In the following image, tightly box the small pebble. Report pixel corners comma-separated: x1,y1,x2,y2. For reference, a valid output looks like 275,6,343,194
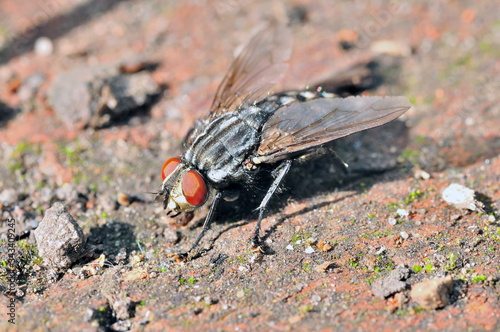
396,209,409,218
414,169,430,180
400,231,409,240
372,267,410,299
388,217,397,226
372,276,406,299
163,228,180,244
305,246,314,254
442,183,476,210
34,37,54,56
316,239,332,252
375,245,386,255
204,297,218,305
314,261,334,273
286,244,294,251
236,290,245,298
370,40,412,57
34,203,86,269
18,73,46,102
311,294,321,304
0,189,18,205
410,276,453,309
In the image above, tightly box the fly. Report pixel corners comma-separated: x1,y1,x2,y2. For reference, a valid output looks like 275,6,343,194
156,22,411,259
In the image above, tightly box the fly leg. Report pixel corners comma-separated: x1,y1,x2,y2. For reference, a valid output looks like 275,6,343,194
252,159,292,248
188,191,223,253
330,150,349,174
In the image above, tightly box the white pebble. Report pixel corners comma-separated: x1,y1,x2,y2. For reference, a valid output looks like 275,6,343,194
397,209,409,218
376,245,386,255
400,231,409,240
34,37,53,56
442,183,476,210
311,294,321,303
414,169,430,180
305,246,314,254
388,217,397,226
286,244,294,251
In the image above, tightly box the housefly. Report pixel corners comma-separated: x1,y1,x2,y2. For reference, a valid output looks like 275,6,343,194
157,23,411,257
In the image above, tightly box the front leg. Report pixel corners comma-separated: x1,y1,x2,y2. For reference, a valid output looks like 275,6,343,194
252,159,292,248
188,191,223,253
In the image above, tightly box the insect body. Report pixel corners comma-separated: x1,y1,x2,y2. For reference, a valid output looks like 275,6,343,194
157,23,411,256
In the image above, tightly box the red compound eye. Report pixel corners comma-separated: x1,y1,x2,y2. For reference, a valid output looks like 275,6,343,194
161,157,181,181
182,170,207,206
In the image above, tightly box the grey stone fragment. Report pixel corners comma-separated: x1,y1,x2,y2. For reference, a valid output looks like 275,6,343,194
48,65,160,128
372,267,410,299
163,228,180,244
0,188,18,205
18,73,45,102
48,65,115,128
34,202,86,269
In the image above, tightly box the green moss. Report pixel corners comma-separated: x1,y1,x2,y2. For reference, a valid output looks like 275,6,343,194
400,149,420,165
300,304,314,313
414,136,427,144
349,258,358,268
407,95,417,106
472,274,486,283
102,174,111,185
445,253,456,271
8,161,22,172
424,258,434,273
405,189,423,204
12,141,32,157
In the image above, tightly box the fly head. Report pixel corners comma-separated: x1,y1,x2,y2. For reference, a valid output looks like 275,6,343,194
158,157,208,215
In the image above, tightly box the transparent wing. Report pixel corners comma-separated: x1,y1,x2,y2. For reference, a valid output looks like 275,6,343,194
210,22,292,116
256,96,411,163
183,22,292,148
